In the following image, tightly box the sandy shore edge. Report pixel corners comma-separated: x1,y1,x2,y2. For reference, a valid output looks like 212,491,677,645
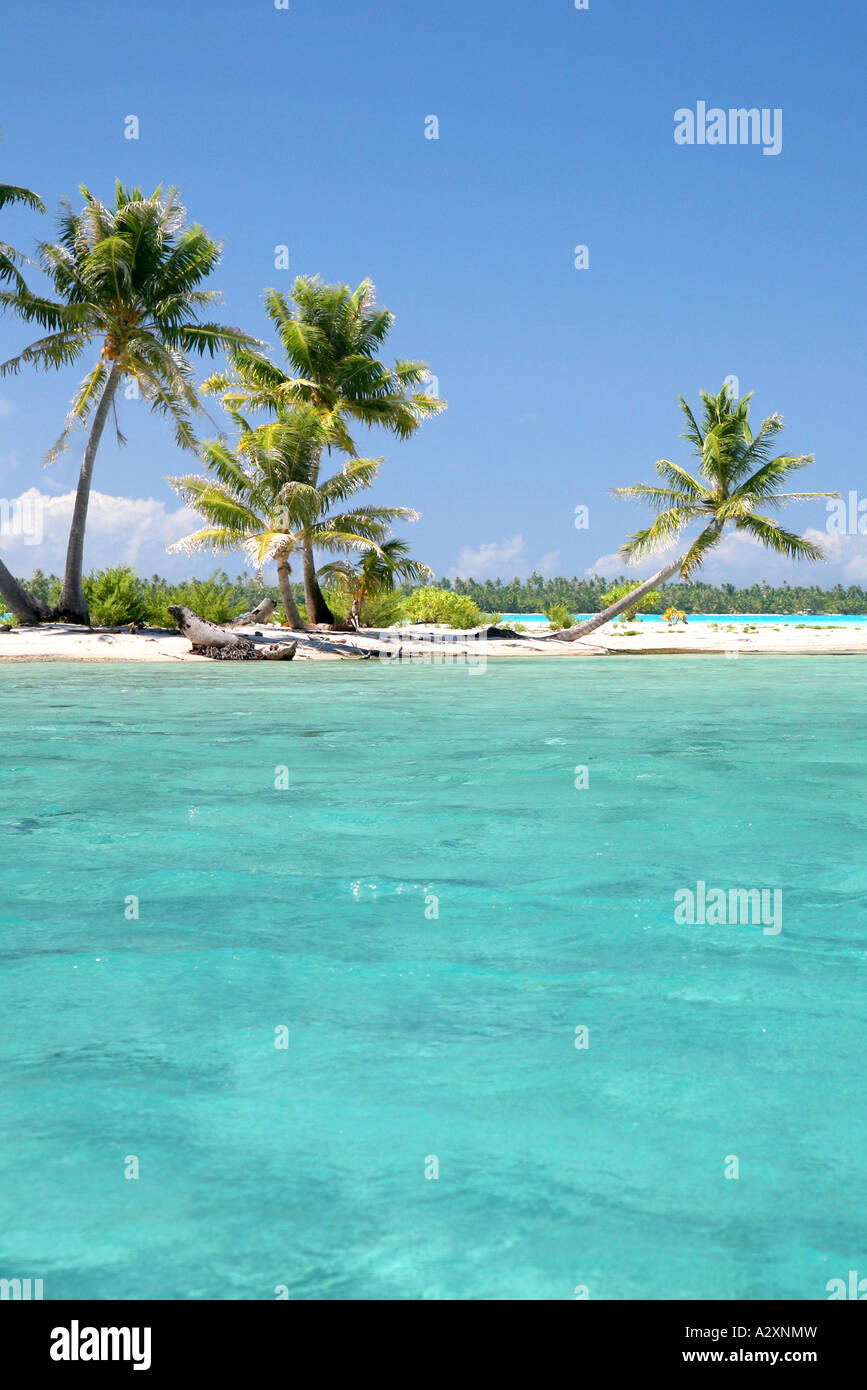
2,621,867,662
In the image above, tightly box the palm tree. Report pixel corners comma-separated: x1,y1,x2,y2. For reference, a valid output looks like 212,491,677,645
202,276,445,623
166,406,420,630
555,385,837,641
319,537,433,627
0,182,259,624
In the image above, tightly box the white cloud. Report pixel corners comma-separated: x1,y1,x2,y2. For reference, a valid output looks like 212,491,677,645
0,488,201,576
804,528,867,583
449,535,527,578
447,536,561,580
0,395,14,418
585,548,675,579
536,550,561,576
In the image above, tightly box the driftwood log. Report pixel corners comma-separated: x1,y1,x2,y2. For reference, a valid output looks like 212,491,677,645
168,605,297,661
223,597,277,629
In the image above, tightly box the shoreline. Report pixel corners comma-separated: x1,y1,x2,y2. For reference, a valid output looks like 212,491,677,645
3,620,867,662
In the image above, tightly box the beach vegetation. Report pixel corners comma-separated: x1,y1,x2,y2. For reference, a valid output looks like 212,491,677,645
144,572,242,627
320,538,433,627
405,588,483,628
663,606,688,626
602,583,661,620
83,566,150,627
543,602,574,630
167,407,417,630
0,183,259,625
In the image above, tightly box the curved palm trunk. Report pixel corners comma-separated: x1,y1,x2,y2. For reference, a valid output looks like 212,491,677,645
0,556,49,625
301,540,334,624
56,360,123,623
551,556,686,641
276,553,308,630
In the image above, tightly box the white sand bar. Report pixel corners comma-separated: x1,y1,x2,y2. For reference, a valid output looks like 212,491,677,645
2,620,867,663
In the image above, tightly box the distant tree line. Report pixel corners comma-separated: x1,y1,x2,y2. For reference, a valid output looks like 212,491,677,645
441,573,867,614
18,568,867,619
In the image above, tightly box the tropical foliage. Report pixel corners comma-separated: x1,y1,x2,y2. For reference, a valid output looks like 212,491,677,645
167,407,419,629
201,276,445,620
600,582,661,620
319,538,433,627
18,565,867,629
71,567,249,628
83,566,151,627
0,182,258,623
405,587,484,628
0,184,837,640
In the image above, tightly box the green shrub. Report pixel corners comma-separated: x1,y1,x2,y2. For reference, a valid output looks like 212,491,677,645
601,583,660,620
356,593,409,627
146,572,242,627
543,602,574,630
405,587,483,629
83,567,149,626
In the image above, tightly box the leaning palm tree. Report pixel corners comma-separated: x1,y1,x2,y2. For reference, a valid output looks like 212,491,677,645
166,407,420,630
0,182,259,624
202,276,445,622
319,537,433,627
555,385,836,641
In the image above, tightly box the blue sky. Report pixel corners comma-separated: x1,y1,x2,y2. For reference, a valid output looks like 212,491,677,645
2,0,866,587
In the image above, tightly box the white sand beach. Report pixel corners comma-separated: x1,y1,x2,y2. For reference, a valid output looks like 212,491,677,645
2,620,867,662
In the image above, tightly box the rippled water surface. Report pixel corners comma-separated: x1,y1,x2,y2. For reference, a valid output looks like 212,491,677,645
1,658,865,1299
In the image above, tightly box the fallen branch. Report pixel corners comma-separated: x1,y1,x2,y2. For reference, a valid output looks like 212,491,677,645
168,605,296,661
222,597,277,629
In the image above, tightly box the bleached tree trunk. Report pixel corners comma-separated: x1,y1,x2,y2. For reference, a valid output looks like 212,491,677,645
223,597,277,628
168,604,297,659
550,556,686,641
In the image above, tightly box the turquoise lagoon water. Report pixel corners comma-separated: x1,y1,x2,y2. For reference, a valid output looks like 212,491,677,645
500,612,867,626
1,658,865,1301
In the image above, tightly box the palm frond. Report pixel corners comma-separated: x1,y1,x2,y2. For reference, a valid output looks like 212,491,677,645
735,513,825,562
619,505,703,562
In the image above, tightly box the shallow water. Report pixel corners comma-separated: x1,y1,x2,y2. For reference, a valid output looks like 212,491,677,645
499,612,867,626
1,658,865,1300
